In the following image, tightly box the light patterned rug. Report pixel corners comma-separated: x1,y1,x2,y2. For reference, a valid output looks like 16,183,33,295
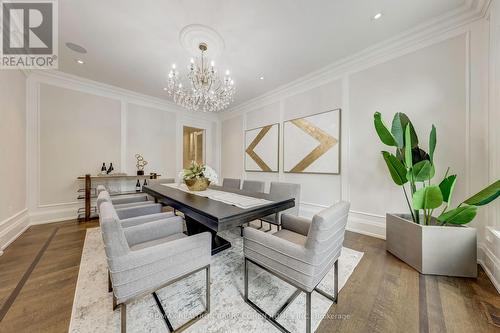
69,227,363,333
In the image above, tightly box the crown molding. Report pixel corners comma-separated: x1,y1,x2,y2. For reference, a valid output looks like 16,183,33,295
221,0,491,119
27,69,219,121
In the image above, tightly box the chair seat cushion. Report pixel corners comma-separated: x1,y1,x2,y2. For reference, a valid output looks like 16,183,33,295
274,229,307,246
114,201,153,209
130,233,187,251
120,212,175,228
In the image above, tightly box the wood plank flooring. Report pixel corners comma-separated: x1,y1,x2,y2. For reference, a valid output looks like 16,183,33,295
0,219,498,333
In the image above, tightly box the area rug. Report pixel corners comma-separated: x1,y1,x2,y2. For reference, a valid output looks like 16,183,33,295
69,227,363,333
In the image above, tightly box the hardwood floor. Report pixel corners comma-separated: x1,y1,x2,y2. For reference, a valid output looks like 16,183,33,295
0,220,498,333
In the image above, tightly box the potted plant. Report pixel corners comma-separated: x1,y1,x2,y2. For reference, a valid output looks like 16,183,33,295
373,112,500,277
179,162,218,191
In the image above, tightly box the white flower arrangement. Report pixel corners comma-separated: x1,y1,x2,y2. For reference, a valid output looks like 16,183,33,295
203,165,219,184
179,162,219,185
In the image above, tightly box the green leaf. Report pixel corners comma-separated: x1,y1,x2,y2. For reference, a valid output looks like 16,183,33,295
412,186,443,210
463,180,500,206
404,124,413,168
412,160,435,182
412,147,430,164
439,174,457,203
374,112,397,146
381,151,408,185
429,125,436,164
437,206,477,225
391,113,418,148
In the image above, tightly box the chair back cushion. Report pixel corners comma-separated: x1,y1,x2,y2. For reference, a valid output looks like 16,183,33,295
96,190,111,211
99,202,130,258
222,178,241,189
241,180,265,193
269,182,301,216
305,201,350,256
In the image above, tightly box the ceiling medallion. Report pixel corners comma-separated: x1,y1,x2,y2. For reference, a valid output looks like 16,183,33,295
167,42,235,112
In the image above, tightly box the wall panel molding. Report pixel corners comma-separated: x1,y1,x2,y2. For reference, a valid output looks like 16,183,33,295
0,209,29,255
220,14,485,241
24,70,219,227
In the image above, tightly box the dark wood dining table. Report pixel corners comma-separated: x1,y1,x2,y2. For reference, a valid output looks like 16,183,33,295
142,183,295,255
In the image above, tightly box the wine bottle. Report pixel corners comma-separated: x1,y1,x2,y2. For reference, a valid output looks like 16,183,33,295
136,179,141,192
143,179,148,187
107,163,114,174
101,163,107,175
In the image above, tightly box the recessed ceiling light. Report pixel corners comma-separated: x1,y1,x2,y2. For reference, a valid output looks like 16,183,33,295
259,76,264,80
65,42,87,54
75,59,84,64
373,12,382,20
163,87,168,91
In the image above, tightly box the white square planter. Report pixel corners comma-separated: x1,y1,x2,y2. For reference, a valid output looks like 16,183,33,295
386,214,477,277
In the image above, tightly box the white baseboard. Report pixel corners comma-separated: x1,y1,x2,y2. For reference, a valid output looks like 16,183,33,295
0,209,30,254
300,203,387,239
29,205,79,225
478,232,500,293
346,215,386,239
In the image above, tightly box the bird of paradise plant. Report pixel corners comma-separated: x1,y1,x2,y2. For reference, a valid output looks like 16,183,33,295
374,112,500,225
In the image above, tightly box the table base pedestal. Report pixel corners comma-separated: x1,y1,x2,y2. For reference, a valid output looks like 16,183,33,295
185,216,232,255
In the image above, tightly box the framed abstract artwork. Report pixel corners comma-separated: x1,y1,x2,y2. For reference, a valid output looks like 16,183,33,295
283,109,341,174
245,123,280,172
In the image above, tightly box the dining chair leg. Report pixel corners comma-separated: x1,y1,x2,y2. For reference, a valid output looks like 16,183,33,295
206,265,211,312
306,291,312,333
244,258,249,301
257,220,263,229
108,270,113,292
334,259,338,304
121,303,126,333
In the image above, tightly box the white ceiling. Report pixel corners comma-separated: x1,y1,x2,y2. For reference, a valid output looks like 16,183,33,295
58,0,466,108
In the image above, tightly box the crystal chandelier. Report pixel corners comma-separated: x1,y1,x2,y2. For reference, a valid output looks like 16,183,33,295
167,43,235,112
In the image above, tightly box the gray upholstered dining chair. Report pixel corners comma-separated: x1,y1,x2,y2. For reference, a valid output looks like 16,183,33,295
260,182,301,231
243,201,350,333
100,202,211,333
96,186,152,207
241,180,265,193
97,190,175,228
96,184,149,203
222,178,241,189
239,180,266,236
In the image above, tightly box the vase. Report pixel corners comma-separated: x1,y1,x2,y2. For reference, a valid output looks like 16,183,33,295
386,213,477,277
184,177,210,191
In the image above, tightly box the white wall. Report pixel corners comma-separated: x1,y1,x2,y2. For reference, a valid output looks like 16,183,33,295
349,35,467,216
39,84,122,205
220,18,488,240
27,71,220,224
481,0,500,292
125,103,177,179
221,115,244,179
0,70,28,253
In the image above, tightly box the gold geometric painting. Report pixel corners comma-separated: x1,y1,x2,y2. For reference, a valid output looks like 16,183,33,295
245,123,279,172
283,109,341,174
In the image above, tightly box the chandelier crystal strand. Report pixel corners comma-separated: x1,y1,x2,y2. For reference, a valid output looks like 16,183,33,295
167,43,235,112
